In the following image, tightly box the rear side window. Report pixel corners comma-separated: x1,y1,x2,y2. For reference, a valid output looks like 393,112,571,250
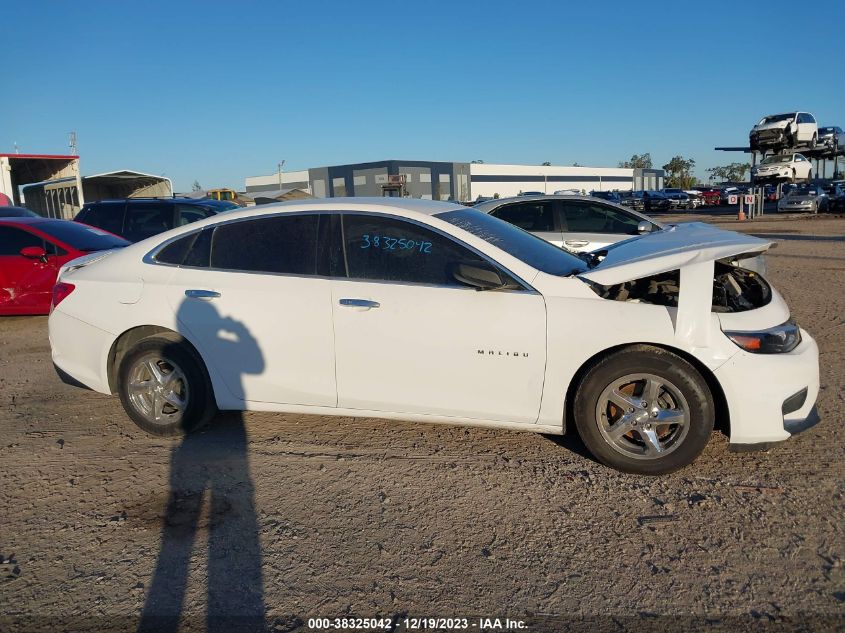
0,226,42,255
77,203,125,236
155,232,199,265
210,215,320,275
490,201,555,232
124,202,174,242
339,214,477,286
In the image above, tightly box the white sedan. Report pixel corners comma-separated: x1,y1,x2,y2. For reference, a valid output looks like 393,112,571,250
751,153,814,183
49,198,820,475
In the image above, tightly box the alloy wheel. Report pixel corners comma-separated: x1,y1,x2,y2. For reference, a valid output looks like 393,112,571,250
595,373,691,460
126,354,189,425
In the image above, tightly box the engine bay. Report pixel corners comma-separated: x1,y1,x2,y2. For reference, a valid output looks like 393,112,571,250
589,262,772,313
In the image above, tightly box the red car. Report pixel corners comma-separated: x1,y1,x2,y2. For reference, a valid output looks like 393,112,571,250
0,217,129,315
691,187,721,206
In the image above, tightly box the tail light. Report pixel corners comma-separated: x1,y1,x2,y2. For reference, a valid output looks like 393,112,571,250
51,282,76,311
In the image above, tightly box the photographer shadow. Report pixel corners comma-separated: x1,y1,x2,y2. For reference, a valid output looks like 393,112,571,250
139,299,266,633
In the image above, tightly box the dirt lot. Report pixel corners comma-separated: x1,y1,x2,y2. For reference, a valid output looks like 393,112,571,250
1,216,844,632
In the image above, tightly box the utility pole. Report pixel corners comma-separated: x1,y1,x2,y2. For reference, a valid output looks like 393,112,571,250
68,131,78,155
278,160,286,190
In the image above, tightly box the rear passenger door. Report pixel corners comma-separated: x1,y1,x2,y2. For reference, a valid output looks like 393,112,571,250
163,213,337,407
123,201,175,242
558,200,645,251
488,200,562,246
0,225,61,314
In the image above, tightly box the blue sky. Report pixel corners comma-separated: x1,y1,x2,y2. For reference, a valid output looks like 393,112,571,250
2,0,843,191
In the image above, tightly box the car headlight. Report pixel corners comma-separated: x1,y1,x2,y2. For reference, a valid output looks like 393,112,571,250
723,320,802,354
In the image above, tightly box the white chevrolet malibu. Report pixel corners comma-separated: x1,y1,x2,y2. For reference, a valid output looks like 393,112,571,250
48,198,820,474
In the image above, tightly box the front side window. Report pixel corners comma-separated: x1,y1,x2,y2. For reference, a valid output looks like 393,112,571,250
210,215,321,275
0,226,42,255
490,201,555,232
339,214,483,286
560,201,641,235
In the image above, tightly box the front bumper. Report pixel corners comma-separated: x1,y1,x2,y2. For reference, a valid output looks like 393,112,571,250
751,129,788,147
714,328,820,449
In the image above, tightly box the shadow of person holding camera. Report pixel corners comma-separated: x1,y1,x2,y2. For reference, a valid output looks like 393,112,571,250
139,299,266,633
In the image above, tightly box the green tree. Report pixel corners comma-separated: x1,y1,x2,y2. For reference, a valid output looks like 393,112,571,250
191,180,203,192
706,162,750,183
662,155,697,188
541,161,552,166
618,153,653,169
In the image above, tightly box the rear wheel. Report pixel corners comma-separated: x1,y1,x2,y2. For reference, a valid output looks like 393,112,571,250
573,346,715,475
118,336,217,436
810,134,817,149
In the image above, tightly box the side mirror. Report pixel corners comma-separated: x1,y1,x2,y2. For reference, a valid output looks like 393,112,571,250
451,261,517,291
20,246,48,262
637,220,653,234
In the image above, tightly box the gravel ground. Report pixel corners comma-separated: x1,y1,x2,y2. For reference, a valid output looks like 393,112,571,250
0,216,843,632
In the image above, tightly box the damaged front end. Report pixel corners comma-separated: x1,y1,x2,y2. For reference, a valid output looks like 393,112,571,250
586,262,771,313
577,222,777,347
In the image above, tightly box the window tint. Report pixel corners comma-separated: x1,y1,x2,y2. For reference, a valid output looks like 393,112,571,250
560,201,641,235
124,202,174,242
0,226,43,255
176,204,215,227
210,215,320,275
183,228,212,268
491,201,555,232
340,214,480,286
155,232,199,265
77,203,125,236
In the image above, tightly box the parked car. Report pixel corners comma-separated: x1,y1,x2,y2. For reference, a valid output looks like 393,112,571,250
590,191,623,204
472,194,663,253
777,184,829,213
661,188,692,209
553,189,581,196
642,191,672,211
751,153,814,183
0,218,129,315
691,187,721,206
74,197,238,243
820,182,845,211
0,206,39,218
683,191,704,209
817,126,845,153
749,112,818,151
518,191,545,197
49,198,819,475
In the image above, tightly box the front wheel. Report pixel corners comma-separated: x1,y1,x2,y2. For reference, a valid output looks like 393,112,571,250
118,336,217,436
573,346,715,475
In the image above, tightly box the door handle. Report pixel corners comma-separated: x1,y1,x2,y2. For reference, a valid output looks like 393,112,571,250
185,289,221,300
339,298,380,309
564,240,589,248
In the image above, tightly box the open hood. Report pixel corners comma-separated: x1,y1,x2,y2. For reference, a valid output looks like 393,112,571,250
578,222,772,286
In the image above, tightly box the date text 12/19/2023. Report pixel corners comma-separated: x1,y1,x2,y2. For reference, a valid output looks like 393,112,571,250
306,616,528,630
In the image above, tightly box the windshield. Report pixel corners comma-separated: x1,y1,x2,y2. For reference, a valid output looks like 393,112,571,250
435,209,588,276
762,155,794,164
761,113,795,124
788,186,818,197
39,221,130,251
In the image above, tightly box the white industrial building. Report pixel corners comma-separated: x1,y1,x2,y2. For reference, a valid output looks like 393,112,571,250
245,160,664,202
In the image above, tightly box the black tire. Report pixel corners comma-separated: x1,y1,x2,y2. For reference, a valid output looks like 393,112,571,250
573,345,715,475
810,134,817,149
117,335,217,436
